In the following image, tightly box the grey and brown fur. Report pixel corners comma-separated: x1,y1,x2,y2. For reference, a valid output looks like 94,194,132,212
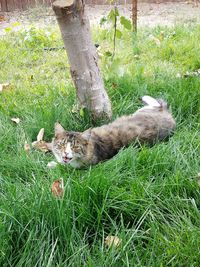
52,96,176,168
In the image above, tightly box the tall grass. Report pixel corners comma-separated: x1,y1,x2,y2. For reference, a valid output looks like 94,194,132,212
0,21,200,266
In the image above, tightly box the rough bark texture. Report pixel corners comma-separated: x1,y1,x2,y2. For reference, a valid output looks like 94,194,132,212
132,0,137,32
53,0,112,120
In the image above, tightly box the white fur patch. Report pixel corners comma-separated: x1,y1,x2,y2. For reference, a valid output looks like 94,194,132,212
54,152,63,164
69,159,82,168
142,96,160,107
65,142,73,158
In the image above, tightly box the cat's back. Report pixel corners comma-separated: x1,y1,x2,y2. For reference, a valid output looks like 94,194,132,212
91,105,175,145
80,96,176,165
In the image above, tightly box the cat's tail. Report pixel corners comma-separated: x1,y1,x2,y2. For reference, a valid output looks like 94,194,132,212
141,95,168,110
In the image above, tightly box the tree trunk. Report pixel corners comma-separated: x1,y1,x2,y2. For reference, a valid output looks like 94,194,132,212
132,0,137,32
52,0,112,120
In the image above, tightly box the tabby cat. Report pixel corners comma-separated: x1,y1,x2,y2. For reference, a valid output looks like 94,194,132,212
52,96,176,168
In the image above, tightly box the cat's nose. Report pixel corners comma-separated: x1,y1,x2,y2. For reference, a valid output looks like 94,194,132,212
63,152,72,158
64,152,71,158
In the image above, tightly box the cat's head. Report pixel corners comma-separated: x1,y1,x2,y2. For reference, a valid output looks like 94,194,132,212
52,123,91,167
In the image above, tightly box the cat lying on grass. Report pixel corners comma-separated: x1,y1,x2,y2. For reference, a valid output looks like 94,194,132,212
52,96,176,168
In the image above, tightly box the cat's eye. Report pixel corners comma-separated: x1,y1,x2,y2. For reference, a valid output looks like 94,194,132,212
56,140,66,148
71,139,76,146
72,142,80,150
56,144,62,149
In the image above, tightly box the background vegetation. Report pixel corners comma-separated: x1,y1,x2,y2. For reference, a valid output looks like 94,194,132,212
0,15,200,266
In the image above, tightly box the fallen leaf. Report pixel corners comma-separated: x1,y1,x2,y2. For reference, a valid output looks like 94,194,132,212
176,73,182,78
11,118,20,124
105,235,122,248
197,173,200,186
51,178,64,198
47,161,58,169
37,128,45,142
185,1,194,4
32,140,49,152
149,35,161,46
183,69,200,78
24,142,31,153
0,83,10,93
133,54,140,60
31,128,52,152
0,15,6,22
12,22,21,27
153,37,161,46
112,83,118,89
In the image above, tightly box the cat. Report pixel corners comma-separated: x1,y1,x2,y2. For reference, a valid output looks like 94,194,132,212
52,96,176,168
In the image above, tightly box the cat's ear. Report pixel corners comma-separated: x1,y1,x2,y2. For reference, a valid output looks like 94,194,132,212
81,129,91,141
54,122,65,136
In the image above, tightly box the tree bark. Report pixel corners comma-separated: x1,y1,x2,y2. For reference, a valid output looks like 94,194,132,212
132,0,137,32
52,0,112,120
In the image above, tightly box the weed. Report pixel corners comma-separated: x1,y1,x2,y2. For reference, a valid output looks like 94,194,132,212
0,21,200,266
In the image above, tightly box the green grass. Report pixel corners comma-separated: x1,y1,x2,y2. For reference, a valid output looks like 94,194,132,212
0,21,200,267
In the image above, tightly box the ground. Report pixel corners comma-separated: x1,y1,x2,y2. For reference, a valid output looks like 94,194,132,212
0,2,200,267
0,2,200,34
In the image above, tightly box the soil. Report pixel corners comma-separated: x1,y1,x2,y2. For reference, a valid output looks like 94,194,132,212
0,2,200,35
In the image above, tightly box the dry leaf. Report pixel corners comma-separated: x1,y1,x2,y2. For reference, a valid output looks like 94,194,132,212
37,128,45,142
51,178,64,198
160,31,165,36
32,128,52,153
149,35,161,46
32,140,49,152
0,15,6,22
133,54,140,60
153,37,161,46
47,161,58,169
197,173,200,186
24,142,31,153
176,73,182,78
185,1,194,4
26,126,50,153
112,83,118,89
183,69,200,78
11,118,20,124
0,83,10,93
105,235,122,248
